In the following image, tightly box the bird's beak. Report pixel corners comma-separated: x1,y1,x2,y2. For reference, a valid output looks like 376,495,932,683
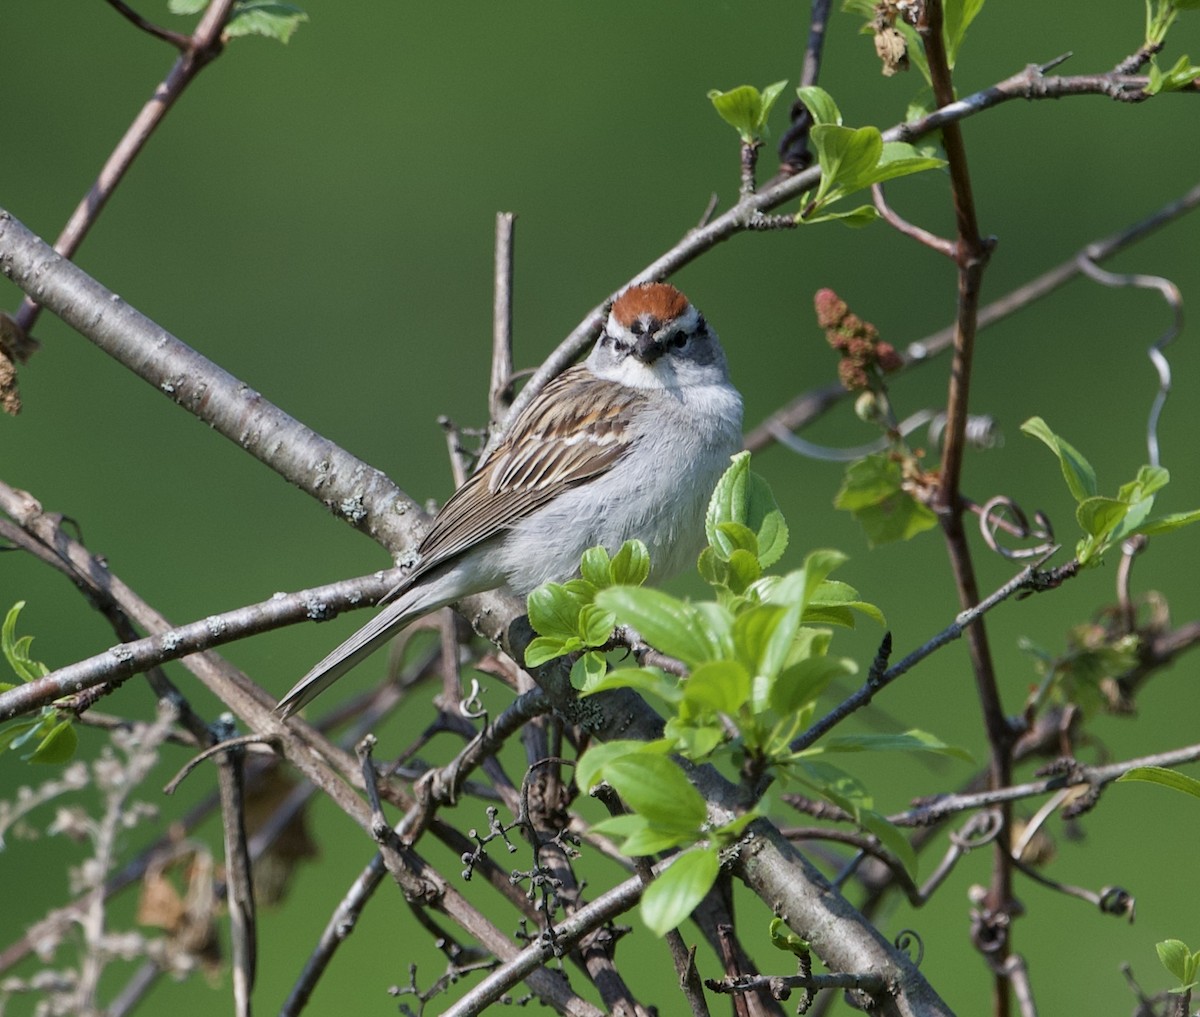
634,332,666,364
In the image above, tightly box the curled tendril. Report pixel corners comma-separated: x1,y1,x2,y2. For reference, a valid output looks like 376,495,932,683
770,409,1001,462
978,495,1057,560
460,677,487,719
951,809,1004,850
1078,251,1181,469
893,928,925,967
926,412,1002,450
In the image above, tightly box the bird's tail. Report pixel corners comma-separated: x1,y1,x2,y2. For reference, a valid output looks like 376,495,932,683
276,594,422,718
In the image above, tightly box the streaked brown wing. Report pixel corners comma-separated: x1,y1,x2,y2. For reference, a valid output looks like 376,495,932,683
407,366,645,582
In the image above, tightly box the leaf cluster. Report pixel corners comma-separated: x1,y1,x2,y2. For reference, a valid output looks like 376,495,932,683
1,603,77,764
525,455,967,935
1155,938,1200,994
1021,417,1200,566
795,87,944,227
706,81,789,145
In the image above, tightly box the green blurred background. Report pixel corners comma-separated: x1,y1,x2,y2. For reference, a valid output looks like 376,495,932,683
3,1,1199,1013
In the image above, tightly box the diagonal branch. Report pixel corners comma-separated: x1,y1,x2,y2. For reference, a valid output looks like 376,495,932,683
0,210,424,550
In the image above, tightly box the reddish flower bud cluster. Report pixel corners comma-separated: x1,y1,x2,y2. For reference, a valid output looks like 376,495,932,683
814,288,901,391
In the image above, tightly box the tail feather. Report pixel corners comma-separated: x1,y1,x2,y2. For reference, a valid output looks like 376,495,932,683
279,555,500,718
277,596,421,718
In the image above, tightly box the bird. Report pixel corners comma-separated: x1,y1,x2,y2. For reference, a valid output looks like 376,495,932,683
278,282,743,717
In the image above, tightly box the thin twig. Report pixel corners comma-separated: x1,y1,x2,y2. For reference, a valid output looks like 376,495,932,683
0,564,403,723
871,183,956,257
105,0,192,49
790,558,1079,754
212,719,257,1017
0,512,213,742
490,212,517,426
439,871,649,1017
706,970,887,1000
889,742,1200,827
163,733,279,795
774,0,834,176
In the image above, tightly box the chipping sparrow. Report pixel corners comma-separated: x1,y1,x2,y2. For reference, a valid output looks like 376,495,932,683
278,282,743,717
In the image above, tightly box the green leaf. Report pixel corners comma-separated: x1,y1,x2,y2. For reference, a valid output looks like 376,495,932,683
681,660,751,719
798,204,879,228
0,718,41,753
1020,417,1097,503
807,579,886,627
800,550,848,603
581,666,684,705
3,602,50,684
596,587,727,668
570,651,608,692
1133,507,1200,537
665,716,728,760
602,752,706,829
168,0,206,13
223,2,309,44
858,806,918,878
527,582,590,641
944,0,986,66
707,80,788,143
576,738,673,792
641,848,720,936
788,758,917,875
580,546,613,587
578,603,616,647
1146,53,1200,94
871,142,947,182
590,814,696,855
1156,939,1196,988
524,635,576,668
757,79,790,130
28,718,77,764
770,654,856,714
715,521,759,557
807,729,972,763
706,452,789,567
1118,765,1200,799
733,604,801,681
795,85,842,126
725,549,764,593
769,916,811,956
810,123,884,195
610,539,651,587
835,454,938,546
1075,496,1129,540
1119,464,1171,502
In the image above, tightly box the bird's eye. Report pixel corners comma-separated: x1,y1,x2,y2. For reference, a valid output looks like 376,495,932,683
671,332,688,349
